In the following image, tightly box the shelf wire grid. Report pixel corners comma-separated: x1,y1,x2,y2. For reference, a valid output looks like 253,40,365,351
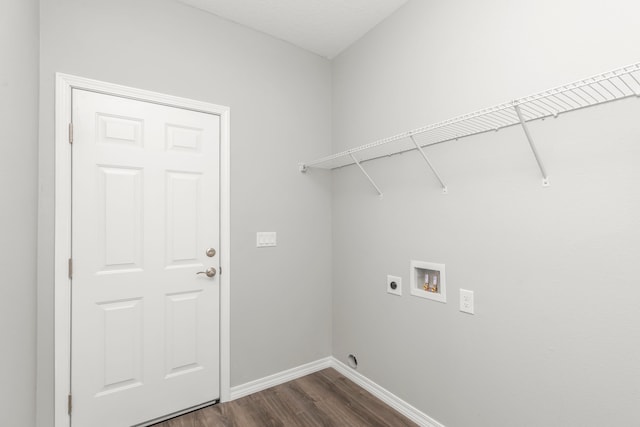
301,62,640,170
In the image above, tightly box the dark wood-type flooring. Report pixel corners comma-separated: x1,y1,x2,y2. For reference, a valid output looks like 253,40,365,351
153,368,418,427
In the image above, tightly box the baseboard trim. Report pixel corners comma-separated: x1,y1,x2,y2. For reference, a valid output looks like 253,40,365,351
230,356,444,427
329,357,444,427
230,357,333,400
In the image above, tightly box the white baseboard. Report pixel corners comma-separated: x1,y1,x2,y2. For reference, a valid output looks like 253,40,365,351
230,357,333,400
329,357,444,427
229,356,444,427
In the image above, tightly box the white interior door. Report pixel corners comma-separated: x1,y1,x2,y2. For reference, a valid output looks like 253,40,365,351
71,89,220,426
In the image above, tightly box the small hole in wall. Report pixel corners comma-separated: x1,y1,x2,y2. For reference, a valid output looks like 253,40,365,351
347,354,358,369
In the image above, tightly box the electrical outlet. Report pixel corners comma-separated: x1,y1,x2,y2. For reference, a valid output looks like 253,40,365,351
387,275,402,296
459,289,474,314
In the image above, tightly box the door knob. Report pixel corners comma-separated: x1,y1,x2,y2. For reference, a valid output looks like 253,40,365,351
196,267,217,278
206,248,216,257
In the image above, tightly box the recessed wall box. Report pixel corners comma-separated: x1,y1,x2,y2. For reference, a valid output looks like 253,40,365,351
410,260,446,303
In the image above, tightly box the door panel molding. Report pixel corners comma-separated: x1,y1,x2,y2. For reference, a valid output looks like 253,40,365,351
54,73,231,427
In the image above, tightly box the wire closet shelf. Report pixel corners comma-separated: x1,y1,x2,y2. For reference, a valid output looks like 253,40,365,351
299,62,640,193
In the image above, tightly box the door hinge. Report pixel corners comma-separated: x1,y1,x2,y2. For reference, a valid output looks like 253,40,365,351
68,258,73,280
68,123,73,144
68,394,72,415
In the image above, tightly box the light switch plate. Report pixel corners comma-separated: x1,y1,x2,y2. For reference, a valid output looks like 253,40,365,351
256,232,277,247
459,289,474,314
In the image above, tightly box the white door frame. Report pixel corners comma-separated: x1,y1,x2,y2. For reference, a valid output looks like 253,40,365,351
54,73,231,427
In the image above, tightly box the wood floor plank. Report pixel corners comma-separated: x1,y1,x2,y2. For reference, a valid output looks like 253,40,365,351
331,375,416,427
280,380,336,427
291,371,373,426
153,368,417,427
302,370,401,427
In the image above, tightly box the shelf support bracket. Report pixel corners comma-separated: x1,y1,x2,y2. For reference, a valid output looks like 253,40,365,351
349,153,383,198
409,135,448,194
514,104,550,187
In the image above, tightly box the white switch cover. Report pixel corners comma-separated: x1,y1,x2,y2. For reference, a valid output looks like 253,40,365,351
256,232,277,247
459,289,474,314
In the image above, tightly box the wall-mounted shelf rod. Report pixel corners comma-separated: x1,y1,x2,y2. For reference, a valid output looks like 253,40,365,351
409,134,448,194
299,62,640,192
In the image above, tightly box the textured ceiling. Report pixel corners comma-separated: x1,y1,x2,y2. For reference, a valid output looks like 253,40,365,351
177,0,408,58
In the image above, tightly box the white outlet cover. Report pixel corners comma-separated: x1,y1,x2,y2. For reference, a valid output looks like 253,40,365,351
459,289,474,314
387,275,402,296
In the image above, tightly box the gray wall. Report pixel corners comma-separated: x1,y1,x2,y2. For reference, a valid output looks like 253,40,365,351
37,0,332,424
331,1,640,426
0,0,39,425
30,0,640,425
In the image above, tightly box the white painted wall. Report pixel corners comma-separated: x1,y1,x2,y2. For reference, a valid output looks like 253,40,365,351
331,1,640,426
37,0,332,424
0,0,39,425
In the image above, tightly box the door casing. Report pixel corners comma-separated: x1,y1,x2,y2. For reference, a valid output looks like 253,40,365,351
53,73,231,427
